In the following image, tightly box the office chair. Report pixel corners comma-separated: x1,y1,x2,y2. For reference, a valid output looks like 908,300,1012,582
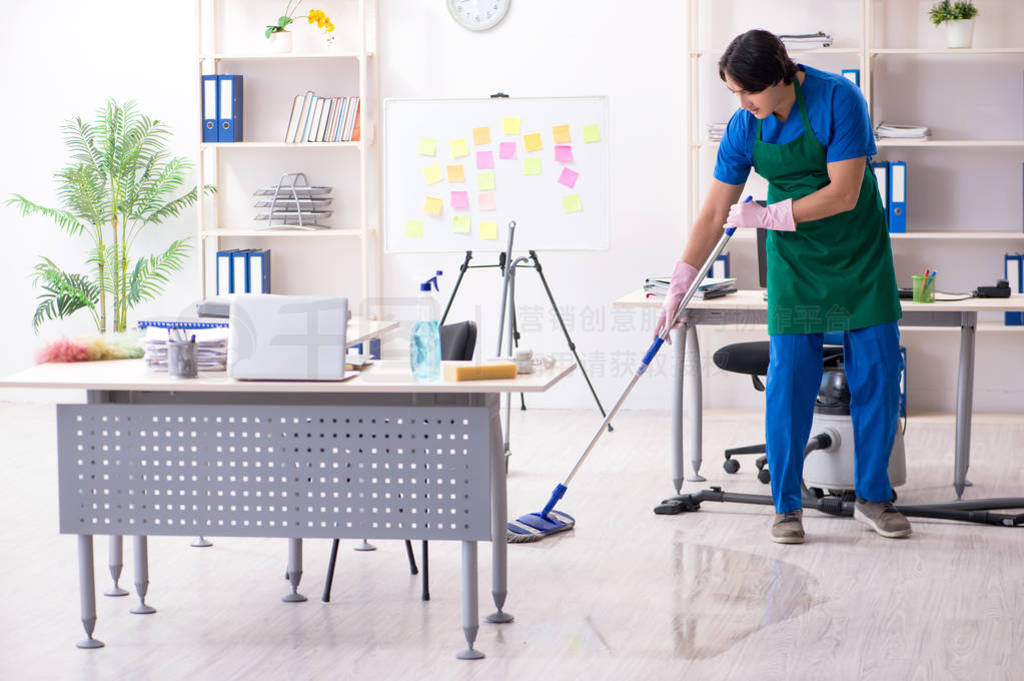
321,321,477,603
714,334,845,483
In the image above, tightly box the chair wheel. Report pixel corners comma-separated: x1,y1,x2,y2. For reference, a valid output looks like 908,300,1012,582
723,459,740,474
757,469,771,484
810,487,825,499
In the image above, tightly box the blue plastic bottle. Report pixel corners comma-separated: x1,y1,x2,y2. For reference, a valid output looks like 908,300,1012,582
410,270,443,381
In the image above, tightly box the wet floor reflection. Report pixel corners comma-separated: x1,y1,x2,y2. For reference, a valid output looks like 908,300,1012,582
670,542,823,659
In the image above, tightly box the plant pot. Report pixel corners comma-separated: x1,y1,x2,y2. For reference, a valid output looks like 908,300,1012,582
268,30,293,53
944,18,974,49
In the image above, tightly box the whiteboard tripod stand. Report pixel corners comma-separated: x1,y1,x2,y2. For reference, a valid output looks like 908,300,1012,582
439,220,613,469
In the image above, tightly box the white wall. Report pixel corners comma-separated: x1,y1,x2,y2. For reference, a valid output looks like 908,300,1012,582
1,0,1022,414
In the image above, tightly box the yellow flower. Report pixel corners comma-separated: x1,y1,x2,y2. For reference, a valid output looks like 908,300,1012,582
306,8,332,31
326,20,334,32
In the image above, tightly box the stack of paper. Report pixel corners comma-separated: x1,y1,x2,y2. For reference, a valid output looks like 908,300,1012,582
707,123,727,141
143,327,229,372
778,32,833,50
875,122,931,140
643,277,737,300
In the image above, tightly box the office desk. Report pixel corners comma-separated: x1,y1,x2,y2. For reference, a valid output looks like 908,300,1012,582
614,289,1024,499
0,358,575,659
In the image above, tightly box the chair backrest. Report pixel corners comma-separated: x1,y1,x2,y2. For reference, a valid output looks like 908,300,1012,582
440,321,477,361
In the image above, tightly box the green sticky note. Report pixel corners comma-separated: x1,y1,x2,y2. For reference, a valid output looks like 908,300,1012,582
477,171,496,191
583,124,601,143
523,157,542,175
563,193,582,214
419,138,437,156
453,215,471,234
449,138,469,158
480,221,498,240
422,164,443,185
406,219,424,238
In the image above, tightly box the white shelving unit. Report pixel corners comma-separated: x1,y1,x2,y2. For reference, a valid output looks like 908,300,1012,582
685,0,1024,243
195,0,380,317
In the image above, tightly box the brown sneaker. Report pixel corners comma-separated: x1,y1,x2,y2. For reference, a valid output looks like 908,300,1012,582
854,499,912,538
770,509,805,544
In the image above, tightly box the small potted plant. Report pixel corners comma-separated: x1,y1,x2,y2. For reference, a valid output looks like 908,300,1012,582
266,1,335,53
928,0,979,49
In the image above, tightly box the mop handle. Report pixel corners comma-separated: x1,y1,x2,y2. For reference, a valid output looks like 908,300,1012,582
556,209,743,490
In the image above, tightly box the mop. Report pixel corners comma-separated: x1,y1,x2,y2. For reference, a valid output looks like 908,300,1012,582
507,205,745,543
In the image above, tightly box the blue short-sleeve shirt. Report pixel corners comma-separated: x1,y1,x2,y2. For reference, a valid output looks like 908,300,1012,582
713,64,876,186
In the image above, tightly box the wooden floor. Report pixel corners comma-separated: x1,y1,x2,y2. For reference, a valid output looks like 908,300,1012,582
1,401,1023,681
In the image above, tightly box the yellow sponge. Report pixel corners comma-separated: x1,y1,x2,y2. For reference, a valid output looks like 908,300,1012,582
442,361,517,381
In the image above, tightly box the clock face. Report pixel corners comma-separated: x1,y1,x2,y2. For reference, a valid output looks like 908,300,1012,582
447,0,510,31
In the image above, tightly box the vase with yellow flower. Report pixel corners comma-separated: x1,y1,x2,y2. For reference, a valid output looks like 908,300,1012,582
265,1,335,53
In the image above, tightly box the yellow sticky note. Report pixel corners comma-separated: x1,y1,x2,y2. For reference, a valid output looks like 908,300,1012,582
523,132,542,152
447,164,465,183
480,221,498,240
423,196,443,215
449,138,469,158
453,215,471,234
503,117,521,135
523,157,542,175
477,171,495,191
552,124,571,143
563,193,582,213
418,137,437,156
583,124,601,143
422,164,443,185
473,126,491,145
406,219,424,238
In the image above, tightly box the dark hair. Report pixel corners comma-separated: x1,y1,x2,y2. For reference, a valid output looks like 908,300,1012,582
718,29,798,93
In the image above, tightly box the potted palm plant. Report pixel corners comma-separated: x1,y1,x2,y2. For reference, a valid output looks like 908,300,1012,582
929,0,979,49
7,99,215,333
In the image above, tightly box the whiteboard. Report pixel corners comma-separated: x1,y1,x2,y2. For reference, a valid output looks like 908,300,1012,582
383,96,609,253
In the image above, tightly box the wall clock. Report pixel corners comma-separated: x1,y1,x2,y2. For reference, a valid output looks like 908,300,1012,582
447,0,510,31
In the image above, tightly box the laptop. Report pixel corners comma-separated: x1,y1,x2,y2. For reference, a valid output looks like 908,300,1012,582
228,294,353,381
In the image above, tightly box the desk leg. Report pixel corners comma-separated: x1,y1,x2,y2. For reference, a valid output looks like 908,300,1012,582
485,393,513,623
76,535,104,648
131,535,156,614
283,538,308,602
456,541,484,660
954,312,977,499
684,322,705,483
671,326,687,494
104,535,128,596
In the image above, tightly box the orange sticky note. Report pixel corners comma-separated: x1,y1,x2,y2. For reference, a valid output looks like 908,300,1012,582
447,164,466,182
480,221,498,240
423,196,443,215
473,126,491,145
503,117,520,135
523,132,542,152
405,220,423,238
552,124,571,143
450,138,469,158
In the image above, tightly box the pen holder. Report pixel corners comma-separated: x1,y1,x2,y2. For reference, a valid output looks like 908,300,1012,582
911,275,936,303
167,340,199,379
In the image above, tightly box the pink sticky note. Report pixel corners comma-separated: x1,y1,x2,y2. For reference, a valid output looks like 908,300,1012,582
450,190,469,210
499,141,517,160
476,150,494,170
554,145,574,163
478,191,496,211
558,167,579,189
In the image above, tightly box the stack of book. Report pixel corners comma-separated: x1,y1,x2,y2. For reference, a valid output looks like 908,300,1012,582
285,91,361,143
778,31,833,50
643,276,738,300
875,122,930,140
141,326,229,372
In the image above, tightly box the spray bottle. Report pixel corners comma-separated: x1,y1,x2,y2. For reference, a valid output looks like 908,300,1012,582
410,270,443,381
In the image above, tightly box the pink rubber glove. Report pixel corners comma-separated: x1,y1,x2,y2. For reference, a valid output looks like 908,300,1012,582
727,198,796,231
654,261,698,344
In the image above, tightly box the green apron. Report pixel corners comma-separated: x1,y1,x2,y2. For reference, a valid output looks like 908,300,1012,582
753,76,901,335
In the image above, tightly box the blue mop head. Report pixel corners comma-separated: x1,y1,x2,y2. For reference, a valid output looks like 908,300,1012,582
506,510,575,543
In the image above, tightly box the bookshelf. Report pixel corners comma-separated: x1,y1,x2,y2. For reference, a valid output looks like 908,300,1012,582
685,0,1024,245
195,0,381,317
